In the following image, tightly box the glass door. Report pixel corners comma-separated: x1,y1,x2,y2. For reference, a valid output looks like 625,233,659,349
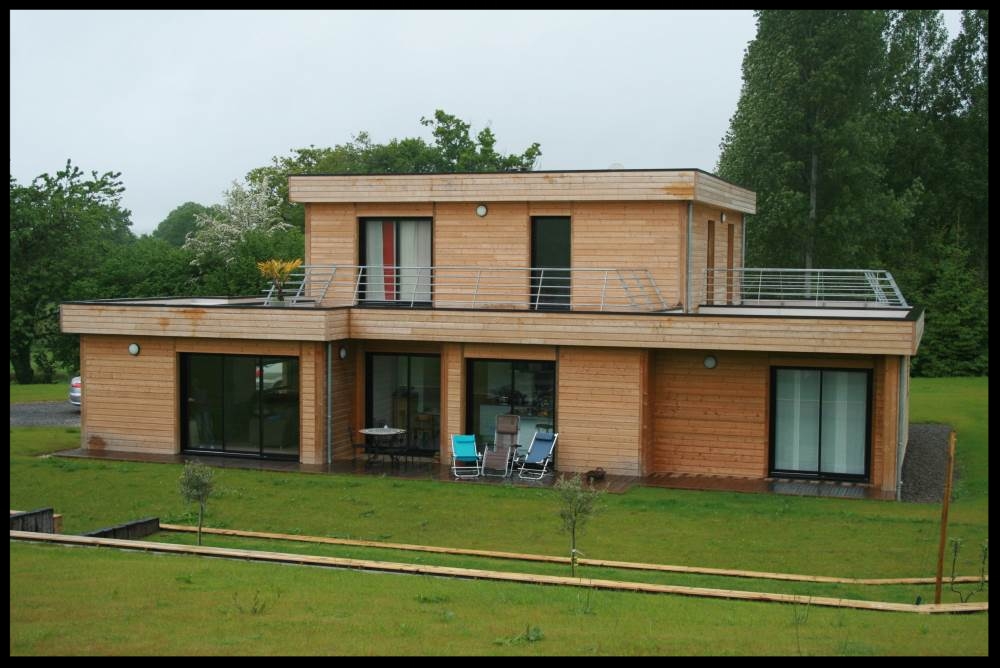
531,217,570,310
771,368,870,480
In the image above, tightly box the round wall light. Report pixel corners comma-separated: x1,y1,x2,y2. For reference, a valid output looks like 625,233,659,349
338,346,348,360
128,343,141,356
703,355,717,369
475,204,488,217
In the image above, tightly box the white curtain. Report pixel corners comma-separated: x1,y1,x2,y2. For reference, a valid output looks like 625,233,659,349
820,371,867,475
364,220,386,301
398,220,432,303
774,369,820,471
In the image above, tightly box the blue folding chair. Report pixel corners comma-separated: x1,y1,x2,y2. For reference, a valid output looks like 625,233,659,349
515,432,558,480
450,434,483,479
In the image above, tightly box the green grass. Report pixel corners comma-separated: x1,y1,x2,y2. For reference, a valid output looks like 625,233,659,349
9,377,989,655
9,381,70,404
9,542,989,656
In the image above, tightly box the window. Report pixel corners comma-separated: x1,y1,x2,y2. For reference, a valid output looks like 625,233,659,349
360,218,432,304
182,354,299,459
466,360,556,448
366,353,440,452
771,367,871,480
531,217,571,309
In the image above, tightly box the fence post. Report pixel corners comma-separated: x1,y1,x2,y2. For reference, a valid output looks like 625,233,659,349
933,431,957,604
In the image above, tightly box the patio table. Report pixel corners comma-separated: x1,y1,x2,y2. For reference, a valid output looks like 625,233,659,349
359,426,406,466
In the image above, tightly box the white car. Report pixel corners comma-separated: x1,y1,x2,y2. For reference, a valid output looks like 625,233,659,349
69,376,82,408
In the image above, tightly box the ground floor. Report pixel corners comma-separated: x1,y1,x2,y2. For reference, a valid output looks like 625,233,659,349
77,335,909,494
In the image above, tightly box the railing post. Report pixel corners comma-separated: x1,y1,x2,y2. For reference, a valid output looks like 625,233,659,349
353,266,365,305
533,268,544,310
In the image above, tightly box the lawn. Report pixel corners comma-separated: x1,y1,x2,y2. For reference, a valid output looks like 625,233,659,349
9,381,69,404
9,377,989,655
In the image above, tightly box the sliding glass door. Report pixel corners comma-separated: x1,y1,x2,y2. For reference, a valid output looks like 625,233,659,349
182,354,299,459
467,359,556,448
366,353,441,453
771,367,870,480
360,218,432,304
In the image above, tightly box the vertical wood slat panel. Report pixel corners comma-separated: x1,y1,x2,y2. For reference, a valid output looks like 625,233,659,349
556,347,644,476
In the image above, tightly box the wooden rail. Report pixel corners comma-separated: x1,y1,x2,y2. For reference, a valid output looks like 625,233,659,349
160,524,988,586
11,531,987,614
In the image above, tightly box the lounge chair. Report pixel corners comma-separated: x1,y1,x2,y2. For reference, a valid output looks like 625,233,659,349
482,414,519,477
515,431,558,480
450,434,483,479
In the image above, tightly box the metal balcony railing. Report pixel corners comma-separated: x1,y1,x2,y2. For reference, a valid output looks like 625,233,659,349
701,268,909,308
267,265,669,312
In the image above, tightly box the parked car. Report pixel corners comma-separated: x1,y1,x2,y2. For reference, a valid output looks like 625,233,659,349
69,376,82,408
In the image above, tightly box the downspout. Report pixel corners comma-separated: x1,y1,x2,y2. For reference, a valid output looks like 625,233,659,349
895,356,909,501
685,202,693,313
326,342,333,466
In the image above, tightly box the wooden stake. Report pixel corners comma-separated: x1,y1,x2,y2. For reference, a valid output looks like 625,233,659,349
934,431,957,604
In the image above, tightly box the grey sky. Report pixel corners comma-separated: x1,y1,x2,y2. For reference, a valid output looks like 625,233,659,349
10,10,963,235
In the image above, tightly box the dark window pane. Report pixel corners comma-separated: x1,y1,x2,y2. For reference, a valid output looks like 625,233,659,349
186,355,223,451
532,217,570,309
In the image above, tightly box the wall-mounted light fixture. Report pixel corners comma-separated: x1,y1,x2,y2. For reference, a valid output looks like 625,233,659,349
703,354,717,369
475,204,488,218
721,211,727,224
128,342,141,356
338,346,348,361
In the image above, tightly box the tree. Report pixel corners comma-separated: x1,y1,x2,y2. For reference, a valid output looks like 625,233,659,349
718,10,915,269
151,201,219,247
179,461,215,546
909,241,989,377
247,109,542,230
9,161,132,383
554,474,604,577
182,178,290,268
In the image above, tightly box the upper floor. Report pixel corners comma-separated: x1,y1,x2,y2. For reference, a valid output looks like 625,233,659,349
290,169,754,314
61,169,924,356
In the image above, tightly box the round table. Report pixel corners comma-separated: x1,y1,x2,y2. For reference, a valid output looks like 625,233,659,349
359,426,406,466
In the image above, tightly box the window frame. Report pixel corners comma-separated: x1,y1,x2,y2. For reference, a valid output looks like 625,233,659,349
358,217,434,306
768,365,873,482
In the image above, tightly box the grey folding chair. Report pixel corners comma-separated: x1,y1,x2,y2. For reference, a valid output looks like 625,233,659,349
482,414,519,477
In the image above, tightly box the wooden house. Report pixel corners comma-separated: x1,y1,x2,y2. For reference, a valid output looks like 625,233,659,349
62,169,923,495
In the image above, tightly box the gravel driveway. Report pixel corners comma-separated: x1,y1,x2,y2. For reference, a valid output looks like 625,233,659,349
9,401,82,428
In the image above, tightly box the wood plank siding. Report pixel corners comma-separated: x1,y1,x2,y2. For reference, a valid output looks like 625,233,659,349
62,303,348,342
79,335,327,460
651,350,903,490
349,308,921,356
571,201,685,308
290,170,757,214
556,347,645,476
691,203,744,307
653,350,770,477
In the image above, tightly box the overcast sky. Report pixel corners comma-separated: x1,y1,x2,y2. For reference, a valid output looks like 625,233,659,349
10,10,963,235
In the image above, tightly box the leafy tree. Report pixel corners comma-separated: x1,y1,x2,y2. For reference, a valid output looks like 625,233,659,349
179,461,215,546
151,201,219,247
719,10,989,377
554,474,604,577
247,109,542,230
718,11,916,269
10,161,132,383
935,10,989,281
909,241,989,377
195,227,305,298
183,178,290,268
